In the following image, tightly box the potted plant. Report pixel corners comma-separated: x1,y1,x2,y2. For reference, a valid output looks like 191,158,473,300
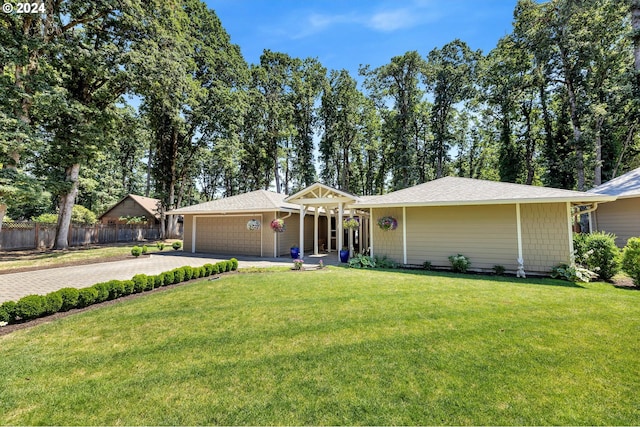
290,244,300,259
377,216,398,231
270,218,286,232
343,217,359,230
339,246,350,263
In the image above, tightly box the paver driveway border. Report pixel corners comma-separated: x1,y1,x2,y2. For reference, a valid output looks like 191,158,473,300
0,252,340,303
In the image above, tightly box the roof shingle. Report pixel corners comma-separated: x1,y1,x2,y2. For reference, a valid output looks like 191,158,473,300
587,167,640,198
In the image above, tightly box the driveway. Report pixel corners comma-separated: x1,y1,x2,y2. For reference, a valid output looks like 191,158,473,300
0,252,341,303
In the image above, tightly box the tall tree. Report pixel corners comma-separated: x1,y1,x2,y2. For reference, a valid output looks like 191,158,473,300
426,40,480,179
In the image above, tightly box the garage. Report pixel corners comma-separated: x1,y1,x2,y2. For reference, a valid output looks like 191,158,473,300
194,216,262,256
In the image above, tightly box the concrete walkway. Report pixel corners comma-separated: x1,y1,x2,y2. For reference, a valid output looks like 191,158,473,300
0,252,342,303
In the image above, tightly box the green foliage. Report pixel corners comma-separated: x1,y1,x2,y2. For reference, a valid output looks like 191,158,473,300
621,237,640,286
15,295,46,321
142,245,148,255
57,288,80,311
92,282,111,303
183,266,194,280
230,258,239,271
172,241,183,250
373,255,397,269
154,274,165,288
122,279,135,295
132,274,148,293
107,281,126,300
551,264,598,283
172,268,184,284
448,254,471,273
77,288,99,308
493,265,506,276
131,246,142,257
156,242,165,251
573,232,620,281
0,301,17,323
348,254,376,269
203,263,214,276
423,260,432,270
163,271,175,286
32,213,58,224
44,292,63,315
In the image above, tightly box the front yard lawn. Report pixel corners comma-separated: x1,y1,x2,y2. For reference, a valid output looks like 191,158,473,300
0,268,638,425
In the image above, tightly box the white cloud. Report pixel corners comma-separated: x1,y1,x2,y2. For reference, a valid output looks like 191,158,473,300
367,9,418,32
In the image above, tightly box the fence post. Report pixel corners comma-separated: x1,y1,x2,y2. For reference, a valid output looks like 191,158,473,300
34,222,39,249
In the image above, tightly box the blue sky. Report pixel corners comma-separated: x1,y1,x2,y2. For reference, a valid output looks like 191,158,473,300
207,0,517,76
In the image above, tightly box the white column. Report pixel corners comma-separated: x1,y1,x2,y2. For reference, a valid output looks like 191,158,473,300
191,215,197,253
348,213,354,257
516,203,525,277
326,208,332,252
567,202,575,265
314,208,319,255
299,205,305,257
273,213,278,257
369,208,374,257
402,206,407,265
338,202,344,261
588,211,593,233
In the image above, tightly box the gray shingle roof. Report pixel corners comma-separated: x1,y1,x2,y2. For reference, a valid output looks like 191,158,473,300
587,167,640,198
354,176,615,207
168,190,299,214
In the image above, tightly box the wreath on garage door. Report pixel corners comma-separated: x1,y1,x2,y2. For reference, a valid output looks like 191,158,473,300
246,219,261,231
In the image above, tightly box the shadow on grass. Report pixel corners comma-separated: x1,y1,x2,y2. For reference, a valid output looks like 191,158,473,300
336,265,585,289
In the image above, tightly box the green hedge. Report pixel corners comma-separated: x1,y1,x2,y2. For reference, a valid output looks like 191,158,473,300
0,258,238,326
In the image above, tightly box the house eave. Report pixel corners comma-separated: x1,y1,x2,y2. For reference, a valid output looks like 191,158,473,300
353,195,617,209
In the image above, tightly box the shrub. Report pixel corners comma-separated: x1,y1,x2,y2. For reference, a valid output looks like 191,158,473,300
551,263,598,283
373,255,396,269
44,292,63,315
143,276,155,291
0,301,17,323
348,254,376,268
230,258,239,271
107,280,125,299
131,246,142,257
493,265,506,276
224,261,233,272
156,242,165,251
448,254,470,273
57,288,80,311
203,263,214,276
132,274,148,293
172,241,182,250
183,266,194,280
173,268,185,283
211,263,220,275
163,271,174,286
621,237,640,286
142,245,148,255
122,279,135,294
422,260,432,270
15,295,46,321
92,282,110,303
153,274,164,288
77,287,99,308
574,232,620,281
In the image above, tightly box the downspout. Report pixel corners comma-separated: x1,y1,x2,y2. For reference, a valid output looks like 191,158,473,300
516,203,525,278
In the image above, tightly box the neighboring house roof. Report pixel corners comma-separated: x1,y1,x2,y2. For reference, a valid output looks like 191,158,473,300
587,167,640,199
354,176,615,208
168,190,300,214
99,194,161,220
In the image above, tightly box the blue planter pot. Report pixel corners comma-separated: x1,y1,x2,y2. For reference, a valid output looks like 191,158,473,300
339,249,350,263
290,247,300,259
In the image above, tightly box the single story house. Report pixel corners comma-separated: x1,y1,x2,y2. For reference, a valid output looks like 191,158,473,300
99,194,161,225
169,177,615,276
587,167,640,247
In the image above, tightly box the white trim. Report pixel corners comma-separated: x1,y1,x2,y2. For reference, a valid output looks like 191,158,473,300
369,208,374,257
273,212,277,257
192,215,197,253
516,203,523,261
299,206,305,257
402,206,407,265
338,202,344,261
567,202,575,265
353,195,616,209
314,209,319,255
326,208,332,252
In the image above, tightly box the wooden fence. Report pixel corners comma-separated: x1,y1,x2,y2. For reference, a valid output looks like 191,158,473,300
0,222,180,251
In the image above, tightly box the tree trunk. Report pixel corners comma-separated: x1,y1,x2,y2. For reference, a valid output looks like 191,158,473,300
594,116,604,186
54,163,80,250
632,0,640,78
0,204,6,237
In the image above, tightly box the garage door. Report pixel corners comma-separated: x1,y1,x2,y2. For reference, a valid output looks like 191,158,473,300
195,216,261,256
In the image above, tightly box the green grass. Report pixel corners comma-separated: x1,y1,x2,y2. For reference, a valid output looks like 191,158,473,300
0,242,172,271
0,268,638,425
